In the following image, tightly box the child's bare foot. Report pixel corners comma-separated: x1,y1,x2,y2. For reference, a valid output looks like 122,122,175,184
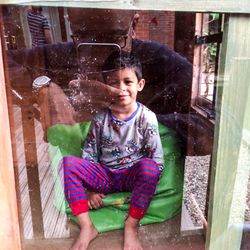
70,212,98,250
124,216,143,250
70,223,98,250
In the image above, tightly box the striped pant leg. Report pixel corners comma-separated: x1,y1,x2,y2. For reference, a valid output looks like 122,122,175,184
116,158,161,220
62,155,112,215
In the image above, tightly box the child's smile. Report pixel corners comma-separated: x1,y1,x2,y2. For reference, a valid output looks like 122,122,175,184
106,68,145,111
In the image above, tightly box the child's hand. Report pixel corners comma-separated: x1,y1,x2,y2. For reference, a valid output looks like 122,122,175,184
87,191,106,209
69,79,121,107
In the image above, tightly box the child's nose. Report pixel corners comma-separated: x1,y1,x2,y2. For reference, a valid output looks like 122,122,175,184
118,82,126,91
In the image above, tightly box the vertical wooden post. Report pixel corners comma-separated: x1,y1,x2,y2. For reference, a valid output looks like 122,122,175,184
206,14,250,250
0,36,21,250
187,13,202,155
191,13,202,106
21,99,45,239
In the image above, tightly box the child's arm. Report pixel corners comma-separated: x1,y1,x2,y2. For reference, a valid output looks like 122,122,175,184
143,111,164,172
82,115,101,162
82,114,106,209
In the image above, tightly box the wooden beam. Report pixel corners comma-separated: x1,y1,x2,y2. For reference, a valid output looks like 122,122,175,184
191,13,202,107
0,0,250,13
133,0,250,13
21,104,45,239
0,34,21,250
206,13,250,250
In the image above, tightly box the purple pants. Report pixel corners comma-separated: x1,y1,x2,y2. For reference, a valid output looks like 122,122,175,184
63,156,161,220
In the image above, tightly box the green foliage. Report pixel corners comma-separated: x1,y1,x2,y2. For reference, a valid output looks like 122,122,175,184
210,13,220,21
208,43,217,62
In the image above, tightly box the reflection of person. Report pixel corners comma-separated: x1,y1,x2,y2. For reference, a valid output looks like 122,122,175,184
27,6,52,47
8,8,192,132
66,8,192,119
63,51,164,250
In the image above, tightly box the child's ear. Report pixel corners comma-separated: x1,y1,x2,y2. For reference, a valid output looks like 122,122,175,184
137,79,145,92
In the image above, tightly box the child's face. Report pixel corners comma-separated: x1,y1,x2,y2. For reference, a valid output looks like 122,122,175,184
105,68,145,108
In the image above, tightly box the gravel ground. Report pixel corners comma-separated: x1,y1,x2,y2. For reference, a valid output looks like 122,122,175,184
183,155,210,226
183,155,250,227
245,179,250,222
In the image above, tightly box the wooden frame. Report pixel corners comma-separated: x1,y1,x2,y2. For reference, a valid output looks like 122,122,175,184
0,0,249,13
1,1,250,250
206,13,250,250
0,35,21,250
192,13,222,121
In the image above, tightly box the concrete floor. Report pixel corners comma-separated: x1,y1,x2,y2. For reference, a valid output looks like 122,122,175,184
24,214,206,250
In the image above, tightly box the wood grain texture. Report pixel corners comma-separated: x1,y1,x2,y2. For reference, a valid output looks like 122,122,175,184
0,0,249,13
206,14,250,250
0,36,21,250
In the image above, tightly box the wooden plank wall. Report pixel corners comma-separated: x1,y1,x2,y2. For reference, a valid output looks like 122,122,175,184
0,36,21,250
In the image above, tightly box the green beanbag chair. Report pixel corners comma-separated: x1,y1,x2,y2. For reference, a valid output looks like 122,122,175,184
47,121,184,232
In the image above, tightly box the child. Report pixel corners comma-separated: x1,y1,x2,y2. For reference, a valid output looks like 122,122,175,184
63,51,164,250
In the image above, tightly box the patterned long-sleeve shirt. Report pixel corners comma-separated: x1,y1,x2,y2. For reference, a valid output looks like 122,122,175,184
82,103,164,171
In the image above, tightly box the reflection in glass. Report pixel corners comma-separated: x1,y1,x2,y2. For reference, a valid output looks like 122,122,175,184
1,6,236,249
199,42,217,101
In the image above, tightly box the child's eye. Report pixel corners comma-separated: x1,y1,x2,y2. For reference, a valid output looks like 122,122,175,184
125,80,133,85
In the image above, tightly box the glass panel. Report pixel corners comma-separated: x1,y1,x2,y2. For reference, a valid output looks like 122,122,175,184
1,6,209,248
1,5,248,250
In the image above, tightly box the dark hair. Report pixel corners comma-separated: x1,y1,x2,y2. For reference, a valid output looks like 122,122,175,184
102,51,142,82
31,6,43,13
